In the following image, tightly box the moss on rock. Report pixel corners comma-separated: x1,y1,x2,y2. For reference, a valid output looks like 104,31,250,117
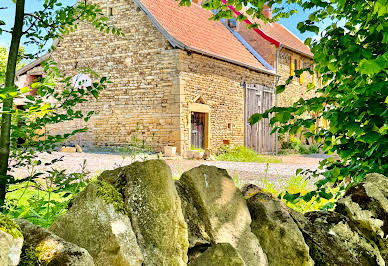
0,213,22,239
50,180,143,266
94,180,128,215
99,160,189,266
241,184,313,266
335,173,388,261
17,220,94,266
177,165,267,266
190,243,245,266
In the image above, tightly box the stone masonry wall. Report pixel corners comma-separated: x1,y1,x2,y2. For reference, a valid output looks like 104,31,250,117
277,48,315,107
48,0,182,151
178,51,275,154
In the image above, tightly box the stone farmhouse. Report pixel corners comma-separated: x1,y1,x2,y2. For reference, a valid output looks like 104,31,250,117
16,0,315,156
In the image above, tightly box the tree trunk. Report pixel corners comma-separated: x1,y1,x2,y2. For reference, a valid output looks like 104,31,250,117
0,0,25,210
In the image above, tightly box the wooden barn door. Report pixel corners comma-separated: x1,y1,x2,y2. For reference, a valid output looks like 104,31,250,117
245,84,274,154
191,112,205,149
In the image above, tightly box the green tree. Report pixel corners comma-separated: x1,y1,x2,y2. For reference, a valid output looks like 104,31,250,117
0,0,121,210
180,0,388,203
0,45,25,84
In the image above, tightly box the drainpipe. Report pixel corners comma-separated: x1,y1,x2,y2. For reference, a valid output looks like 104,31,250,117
274,46,283,155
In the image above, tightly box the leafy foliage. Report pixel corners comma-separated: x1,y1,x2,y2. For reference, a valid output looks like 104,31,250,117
0,45,24,84
5,163,89,228
215,145,280,163
184,0,387,203
0,0,121,210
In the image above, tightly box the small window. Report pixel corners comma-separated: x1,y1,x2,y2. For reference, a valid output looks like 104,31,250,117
227,18,237,29
108,7,113,17
227,123,231,129
294,59,299,70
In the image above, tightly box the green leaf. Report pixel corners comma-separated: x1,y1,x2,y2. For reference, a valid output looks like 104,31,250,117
283,191,301,204
91,90,99,99
357,59,382,75
276,85,286,94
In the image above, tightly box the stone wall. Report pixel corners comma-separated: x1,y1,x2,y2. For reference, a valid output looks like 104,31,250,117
277,48,315,107
236,21,316,107
178,51,275,154
49,0,182,151
44,0,277,154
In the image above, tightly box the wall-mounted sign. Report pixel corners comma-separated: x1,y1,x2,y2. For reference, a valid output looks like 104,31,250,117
72,74,92,89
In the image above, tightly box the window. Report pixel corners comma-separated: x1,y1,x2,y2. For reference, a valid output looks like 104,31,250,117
290,57,300,76
227,18,237,29
108,7,113,17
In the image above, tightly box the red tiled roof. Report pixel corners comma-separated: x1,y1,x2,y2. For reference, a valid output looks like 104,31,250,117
138,0,271,72
223,2,312,57
258,22,313,57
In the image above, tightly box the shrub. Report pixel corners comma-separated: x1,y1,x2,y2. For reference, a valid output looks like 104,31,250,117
258,175,340,213
215,146,280,163
4,166,88,228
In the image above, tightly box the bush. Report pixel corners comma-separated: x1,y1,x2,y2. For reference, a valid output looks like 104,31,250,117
258,175,340,213
4,167,88,228
215,146,280,163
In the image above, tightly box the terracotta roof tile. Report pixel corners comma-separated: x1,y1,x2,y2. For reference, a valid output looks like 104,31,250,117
259,22,313,57
230,4,312,57
139,0,270,71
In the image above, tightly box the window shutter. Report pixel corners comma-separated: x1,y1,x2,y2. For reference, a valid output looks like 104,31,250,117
290,57,295,75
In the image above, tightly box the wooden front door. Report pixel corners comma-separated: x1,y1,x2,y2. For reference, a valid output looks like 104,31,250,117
245,84,274,154
191,112,205,149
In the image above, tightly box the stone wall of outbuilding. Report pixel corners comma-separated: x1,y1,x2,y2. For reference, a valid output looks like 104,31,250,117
48,0,183,151
178,51,275,154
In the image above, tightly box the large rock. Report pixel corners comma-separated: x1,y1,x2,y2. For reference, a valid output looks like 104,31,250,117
335,173,388,261
190,243,245,266
0,214,23,266
99,160,189,265
241,184,313,266
291,210,385,265
17,220,94,265
176,165,267,266
50,180,143,266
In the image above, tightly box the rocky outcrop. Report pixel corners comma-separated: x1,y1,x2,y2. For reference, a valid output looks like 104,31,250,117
17,220,94,266
50,180,143,266
176,165,267,266
335,173,388,261
0,214,23,266
99,160,189,266
291,210,385,265
241,184,313,266
189,243,245,266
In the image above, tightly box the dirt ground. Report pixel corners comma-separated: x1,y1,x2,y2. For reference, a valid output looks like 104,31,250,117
11,152,323,190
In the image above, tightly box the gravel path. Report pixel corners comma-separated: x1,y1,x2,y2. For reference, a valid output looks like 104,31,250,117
12,152,323,190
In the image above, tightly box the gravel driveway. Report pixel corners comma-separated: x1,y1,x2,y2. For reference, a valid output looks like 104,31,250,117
11,152,323,190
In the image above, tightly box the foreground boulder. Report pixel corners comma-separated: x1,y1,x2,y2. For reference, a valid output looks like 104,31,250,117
291,210,385,265
99,160,189,265
50,180,143,266
335,173,388,261
17,220,94,265
0,214,23,266
190,243,245,266
176,165,267,266
241,184,313,266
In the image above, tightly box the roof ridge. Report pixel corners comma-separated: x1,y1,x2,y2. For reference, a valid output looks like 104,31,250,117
137,0,276,75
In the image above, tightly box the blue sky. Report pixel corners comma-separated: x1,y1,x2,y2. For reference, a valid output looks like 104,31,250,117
0,0,317,56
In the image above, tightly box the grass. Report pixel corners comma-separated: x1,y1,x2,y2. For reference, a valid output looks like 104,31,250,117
215,146,280,163
5,182,72,228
